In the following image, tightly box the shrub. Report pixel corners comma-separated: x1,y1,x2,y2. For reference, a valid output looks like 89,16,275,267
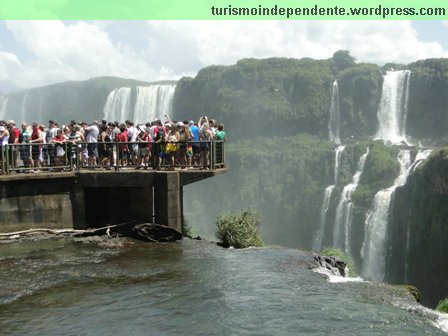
216,209,264,248
320,247,358,277
437,298,448,313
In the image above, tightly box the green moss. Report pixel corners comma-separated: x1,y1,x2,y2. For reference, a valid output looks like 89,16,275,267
320,247,358,277
437,298,448,313
216,209,264,248
402,285,422,302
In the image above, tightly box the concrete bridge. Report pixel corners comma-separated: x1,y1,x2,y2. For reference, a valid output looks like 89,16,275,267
0,168,227,233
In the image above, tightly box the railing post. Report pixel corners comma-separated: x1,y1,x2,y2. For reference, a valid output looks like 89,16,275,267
5,145,10,174
211,140,215,169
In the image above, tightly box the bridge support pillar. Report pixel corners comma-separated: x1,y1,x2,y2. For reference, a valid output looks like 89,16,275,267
154,173,183,233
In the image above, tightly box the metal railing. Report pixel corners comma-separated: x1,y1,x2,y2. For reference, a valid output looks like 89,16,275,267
0,140,226,175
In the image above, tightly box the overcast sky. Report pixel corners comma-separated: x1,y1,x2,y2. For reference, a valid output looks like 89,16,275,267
0,20,448,94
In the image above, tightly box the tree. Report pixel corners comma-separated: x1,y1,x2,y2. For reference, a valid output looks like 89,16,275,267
333,50,356,72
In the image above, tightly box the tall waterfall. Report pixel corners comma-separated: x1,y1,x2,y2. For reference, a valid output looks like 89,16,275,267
0,96,8,120
20,93,29,124
134,85,176,123
332,148,369,257
361,150,412,281
103,84,176,124
103,87,132,123
313,145,345,251
375,70,411,144
328,80,341,145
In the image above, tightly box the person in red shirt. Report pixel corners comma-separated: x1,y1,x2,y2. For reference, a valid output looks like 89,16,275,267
28,121,42,171
116,123,129,167
7,120,20,169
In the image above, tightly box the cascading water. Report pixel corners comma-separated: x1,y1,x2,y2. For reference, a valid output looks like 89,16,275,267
410,149,433,173
134,85,176,123
328,80,341,145
313,145,345,251
20,93,29,124
103,85,176,124
0,96,6,120
361,150,413,282
332,148,369,257
103,87,132,123
375,70,411,144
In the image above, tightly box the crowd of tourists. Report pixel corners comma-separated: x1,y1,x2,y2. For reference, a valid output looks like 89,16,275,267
0,115,227,173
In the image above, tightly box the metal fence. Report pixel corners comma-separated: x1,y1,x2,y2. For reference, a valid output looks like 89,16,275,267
0,140,226,175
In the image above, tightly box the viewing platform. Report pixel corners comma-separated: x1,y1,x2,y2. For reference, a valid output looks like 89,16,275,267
0,141,227,233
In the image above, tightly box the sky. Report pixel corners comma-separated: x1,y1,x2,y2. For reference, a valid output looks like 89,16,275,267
0,20,448,94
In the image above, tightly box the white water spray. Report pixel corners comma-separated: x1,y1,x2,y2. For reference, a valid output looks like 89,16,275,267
134,85,176,123
361,150,413,281
375,70,411,144
0,96,6,120
333,148,369,257
103,87,132,123
329,80,341,145
20,93,29,123
313,145,345,251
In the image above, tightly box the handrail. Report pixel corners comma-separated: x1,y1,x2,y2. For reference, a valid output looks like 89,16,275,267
0,140,225,175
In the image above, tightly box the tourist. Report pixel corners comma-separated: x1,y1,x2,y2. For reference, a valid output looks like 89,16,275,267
85,121,99,167
7,120,19,169
51,129,67,169
20,123,34,171
116,123,129,167
28,122,42,172
136,125,151,169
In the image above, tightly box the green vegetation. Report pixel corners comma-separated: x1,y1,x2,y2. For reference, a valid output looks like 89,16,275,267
437,298,448,313
216,209,263,248
320,247,358,277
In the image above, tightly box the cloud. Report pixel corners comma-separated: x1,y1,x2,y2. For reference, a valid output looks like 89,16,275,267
0,20,447,93
145,21,448,66
3,21,162,90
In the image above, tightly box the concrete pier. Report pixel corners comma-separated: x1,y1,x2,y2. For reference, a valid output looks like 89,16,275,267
0,169,226,233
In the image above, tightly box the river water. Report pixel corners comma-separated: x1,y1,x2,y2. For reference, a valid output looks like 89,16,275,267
0,238,446,335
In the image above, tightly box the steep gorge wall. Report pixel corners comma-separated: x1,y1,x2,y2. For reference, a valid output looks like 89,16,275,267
387,148,448,307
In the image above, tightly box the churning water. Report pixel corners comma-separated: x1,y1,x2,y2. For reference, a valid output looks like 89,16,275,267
0,238,446,335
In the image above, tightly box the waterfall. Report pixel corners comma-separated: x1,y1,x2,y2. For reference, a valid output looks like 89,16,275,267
361,150,413,281
102,87,132,123
410,149,433,173
375,70,411,144
333,148,369,257
313,145,345,251
328,80,341,145
103,84,176,124
404,149,433,282
134,85,176,123
0,96,8,121
20,93,29,123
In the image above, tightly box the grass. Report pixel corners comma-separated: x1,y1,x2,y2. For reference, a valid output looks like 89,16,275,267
216,209,264,248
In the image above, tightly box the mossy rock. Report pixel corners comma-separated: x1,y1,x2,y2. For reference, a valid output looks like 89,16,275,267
437,298,448,313
402,285,422,302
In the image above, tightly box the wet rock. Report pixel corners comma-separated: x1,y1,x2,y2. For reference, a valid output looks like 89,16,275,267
314,254,347,277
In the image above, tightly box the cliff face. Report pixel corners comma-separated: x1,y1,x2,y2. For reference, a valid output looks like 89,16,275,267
388,148,448,307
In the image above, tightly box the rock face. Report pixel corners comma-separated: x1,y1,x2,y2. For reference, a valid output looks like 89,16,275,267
387,148,448,307
314,255,347,277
